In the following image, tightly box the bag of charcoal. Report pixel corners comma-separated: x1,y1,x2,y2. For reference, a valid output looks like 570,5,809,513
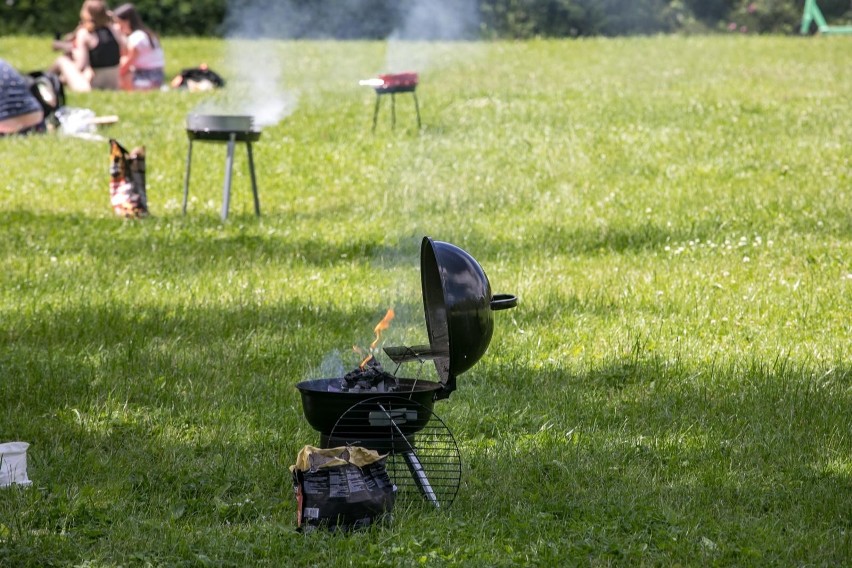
290,445,396,532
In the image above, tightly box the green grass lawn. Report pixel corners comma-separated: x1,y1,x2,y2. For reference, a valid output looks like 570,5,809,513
1,34,850,566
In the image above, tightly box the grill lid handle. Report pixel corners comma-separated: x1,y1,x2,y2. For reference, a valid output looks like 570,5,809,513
490,294,518,310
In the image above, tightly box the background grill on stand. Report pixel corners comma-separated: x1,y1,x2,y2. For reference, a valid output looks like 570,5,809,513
361,73,421,132
183,114,261,221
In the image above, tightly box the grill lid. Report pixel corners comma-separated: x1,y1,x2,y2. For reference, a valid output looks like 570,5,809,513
387,237,517,399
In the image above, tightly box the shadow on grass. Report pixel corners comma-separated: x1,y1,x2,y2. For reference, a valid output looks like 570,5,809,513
1,211,849,564
0,297,407,564
452,355,851,563
440,212,850,263
1,291,850,564
495,219,739,257
0,209,418,274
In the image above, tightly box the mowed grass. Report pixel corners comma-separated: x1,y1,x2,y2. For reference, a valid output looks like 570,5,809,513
1,35,850,566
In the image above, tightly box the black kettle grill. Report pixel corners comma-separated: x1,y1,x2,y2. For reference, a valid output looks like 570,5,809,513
295,237,517,506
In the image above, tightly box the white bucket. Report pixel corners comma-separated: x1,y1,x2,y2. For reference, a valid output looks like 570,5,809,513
0,442,32,488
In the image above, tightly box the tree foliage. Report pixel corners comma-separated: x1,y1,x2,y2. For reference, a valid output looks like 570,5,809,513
0,0,849,37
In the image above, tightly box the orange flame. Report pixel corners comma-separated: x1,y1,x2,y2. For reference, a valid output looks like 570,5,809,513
371,309,395,349
358,308,395,368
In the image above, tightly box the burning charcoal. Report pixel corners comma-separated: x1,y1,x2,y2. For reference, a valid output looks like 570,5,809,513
338,358,400,393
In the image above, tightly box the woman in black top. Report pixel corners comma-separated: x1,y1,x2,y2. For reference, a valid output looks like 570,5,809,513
53,0,123,92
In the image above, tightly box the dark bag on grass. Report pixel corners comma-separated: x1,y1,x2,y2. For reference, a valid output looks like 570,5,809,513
26,71,65,127
170,65,225,91
109,139,148,218
290,445,396,532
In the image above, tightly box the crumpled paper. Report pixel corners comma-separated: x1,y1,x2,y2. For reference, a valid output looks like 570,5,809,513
290,445,386,473
55,107,105,141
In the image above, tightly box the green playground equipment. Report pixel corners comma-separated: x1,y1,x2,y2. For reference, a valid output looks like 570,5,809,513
800,0,852,35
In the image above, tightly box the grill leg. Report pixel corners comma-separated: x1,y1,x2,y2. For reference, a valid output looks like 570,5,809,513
403,451,440,508
246,142,260,217
182,140,193,215
375,403,441,508
372,94,381,132
221,133,236,221
412,92,421,129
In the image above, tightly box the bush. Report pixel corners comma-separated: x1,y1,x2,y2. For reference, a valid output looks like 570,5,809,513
724,0,801,34
480,0,605,38
0,0,227,36
0,0,847,37
477,0,817,37
220,0,404,39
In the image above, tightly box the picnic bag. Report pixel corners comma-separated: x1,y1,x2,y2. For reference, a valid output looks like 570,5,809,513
170,65,225,91
109,139,148,218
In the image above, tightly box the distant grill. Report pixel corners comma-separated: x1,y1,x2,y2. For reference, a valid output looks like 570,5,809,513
182,114,261,220
360,72,421,131
373,72,419,94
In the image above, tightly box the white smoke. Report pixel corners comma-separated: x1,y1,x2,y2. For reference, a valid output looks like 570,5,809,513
204,0,481,125
315,350,347,379
220,39,298,127
392,0,479,40
384,0,480,74
209,2,305,127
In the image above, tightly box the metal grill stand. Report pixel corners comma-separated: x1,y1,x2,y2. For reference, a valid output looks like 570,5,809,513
373,86,421,132
183,115,261,221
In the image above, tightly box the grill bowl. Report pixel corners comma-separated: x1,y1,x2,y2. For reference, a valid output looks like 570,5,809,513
186,114,261,142
295,378,441,436
375,72,419,94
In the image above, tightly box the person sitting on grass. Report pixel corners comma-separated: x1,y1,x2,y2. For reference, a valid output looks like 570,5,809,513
114,3,165,91
0,59,45,136
52,0,124,92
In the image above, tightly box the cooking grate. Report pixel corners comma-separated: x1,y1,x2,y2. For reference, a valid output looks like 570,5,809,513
327,397,461,508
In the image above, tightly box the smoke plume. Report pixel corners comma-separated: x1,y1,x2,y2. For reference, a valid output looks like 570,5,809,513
207,0,481,123
385,0,481,73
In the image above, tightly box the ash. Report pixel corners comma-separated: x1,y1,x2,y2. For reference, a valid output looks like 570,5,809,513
330,359,399,393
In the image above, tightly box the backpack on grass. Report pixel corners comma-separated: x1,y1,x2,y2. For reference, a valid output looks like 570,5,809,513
26,71,65,127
